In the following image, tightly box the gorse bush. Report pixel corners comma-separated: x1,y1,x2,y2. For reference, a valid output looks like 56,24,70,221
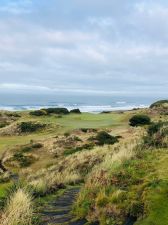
64,143,94,156
32,143,43,149
95,131,119,146
29,107,69,116
29,110,47,116
13,152,34,167
70,109,81,114
129,114,151,127
19,122,46,133
43,107,69,115
144,121,168,148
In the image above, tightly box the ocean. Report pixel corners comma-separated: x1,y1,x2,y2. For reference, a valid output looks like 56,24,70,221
0,93,162,113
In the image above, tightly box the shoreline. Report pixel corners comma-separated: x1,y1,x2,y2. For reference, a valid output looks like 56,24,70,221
0,104,149,113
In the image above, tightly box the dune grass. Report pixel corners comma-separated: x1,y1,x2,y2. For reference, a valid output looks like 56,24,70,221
1,188,33,225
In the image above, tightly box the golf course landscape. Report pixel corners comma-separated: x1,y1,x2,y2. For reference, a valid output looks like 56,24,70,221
0,100,167,225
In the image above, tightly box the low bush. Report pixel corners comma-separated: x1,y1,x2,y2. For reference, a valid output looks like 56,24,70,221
19,122,46,133
95,131,119,146
29,108,69,116
144,121,168,148
21,146,32,153
129,114,151,127
64,132,70,137
43,107,69,115
13,153,34,168
32,143,43,149
70,109,81,114
73,136,82,142
6,113,21,118
29,110,47,116
64,143,94,156
80,128,88,133
0,122,9,129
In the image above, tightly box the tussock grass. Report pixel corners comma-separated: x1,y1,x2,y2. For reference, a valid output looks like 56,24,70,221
30,170,81,195
1,188,33,225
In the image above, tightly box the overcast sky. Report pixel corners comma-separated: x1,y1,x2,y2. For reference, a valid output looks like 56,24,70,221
0,0,167,97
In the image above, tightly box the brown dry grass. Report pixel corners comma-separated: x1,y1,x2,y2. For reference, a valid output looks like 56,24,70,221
1,188,33,225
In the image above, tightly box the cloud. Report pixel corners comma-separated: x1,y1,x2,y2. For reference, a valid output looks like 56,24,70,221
0,0,167,98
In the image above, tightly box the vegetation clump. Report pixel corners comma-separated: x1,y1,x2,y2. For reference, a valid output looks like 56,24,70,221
13,152,34,167
19,122,46,133
29,110,47,116
64,143,94,156
144,121,168,148
129,114,151,127
43,107,69,115
94,131,119,146
29,107,69,116
150,100,168,108
6,112,21,118
0,122,9,129
70,109,81,114
80,128,97,133
31,143,43,149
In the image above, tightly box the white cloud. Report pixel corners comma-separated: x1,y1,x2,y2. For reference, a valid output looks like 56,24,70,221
0,0,167,97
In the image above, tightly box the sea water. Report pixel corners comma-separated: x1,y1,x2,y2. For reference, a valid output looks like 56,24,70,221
0,93,162,113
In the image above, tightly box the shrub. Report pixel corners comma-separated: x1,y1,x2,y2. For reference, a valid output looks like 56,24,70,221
64,132,70,137
64,143,94,156
6,113,21,118
129,115,151,127
43,107,69,115
150,100,168,108
13,153,34,167
95,131,119,146
29,110,47,116
1,188,33,225
80,128,88,133
32,143,43,149
21,146,32,153
70,109,81,114
73,136,82,142
144,122,168,148
19,122,45,133
0,122,9,128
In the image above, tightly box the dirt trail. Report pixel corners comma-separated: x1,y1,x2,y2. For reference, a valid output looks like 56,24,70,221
40,187,94,225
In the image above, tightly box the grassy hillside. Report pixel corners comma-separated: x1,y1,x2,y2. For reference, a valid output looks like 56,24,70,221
0,104,167,225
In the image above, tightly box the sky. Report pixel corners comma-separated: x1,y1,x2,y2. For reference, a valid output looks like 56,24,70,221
0,0,168,98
